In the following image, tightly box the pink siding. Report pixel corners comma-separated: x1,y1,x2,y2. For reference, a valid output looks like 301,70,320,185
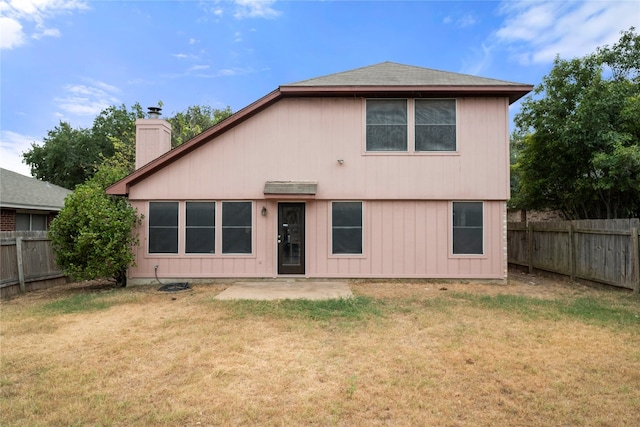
129,200,506,281
128,97,509,201
126,96,510,282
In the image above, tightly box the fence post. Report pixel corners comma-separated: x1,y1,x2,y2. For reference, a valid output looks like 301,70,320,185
632,227,639,294
527,223,534,274
16,237,26,293
568,224,575,281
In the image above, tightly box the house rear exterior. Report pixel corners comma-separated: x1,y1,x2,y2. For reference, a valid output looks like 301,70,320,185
107,62,532,284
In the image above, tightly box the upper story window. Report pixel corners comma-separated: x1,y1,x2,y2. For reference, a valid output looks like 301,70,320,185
366,99,407,151
415,99,456,151
366,98,457,153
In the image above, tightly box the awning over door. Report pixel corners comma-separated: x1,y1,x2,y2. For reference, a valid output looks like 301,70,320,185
264,181,317,199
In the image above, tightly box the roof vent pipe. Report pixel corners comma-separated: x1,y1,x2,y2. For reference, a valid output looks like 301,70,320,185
147,106,162,119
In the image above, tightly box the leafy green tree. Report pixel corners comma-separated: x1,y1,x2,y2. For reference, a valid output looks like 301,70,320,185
167,105,232,147
49,163,141,286
23,103,146,189
512,28,640,219
24,103,232,189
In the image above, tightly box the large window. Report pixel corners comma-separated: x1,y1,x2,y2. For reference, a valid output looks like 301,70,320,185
366,98,456,152
222,202,252,254
332,202,363,254
452,202,483,255
366,99,407,151
149,202,179,254
186,202,215,254
16,213,47,231
415,99,456,151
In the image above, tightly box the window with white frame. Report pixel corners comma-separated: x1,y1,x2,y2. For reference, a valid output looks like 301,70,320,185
415,99,456,151
149,202,179,254
222,202,252,254
16,213,48,230
366,99,408,151
332,201,363,254
185,202,215,254
452,202,483,255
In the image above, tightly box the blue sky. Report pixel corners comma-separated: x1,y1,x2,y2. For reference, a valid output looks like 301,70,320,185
1,0,638,177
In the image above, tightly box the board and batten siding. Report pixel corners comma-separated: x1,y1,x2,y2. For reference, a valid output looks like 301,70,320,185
128,200,506,280
128,97,510,202
126,95,509,281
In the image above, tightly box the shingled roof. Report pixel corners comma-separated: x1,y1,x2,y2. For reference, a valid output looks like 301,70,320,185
0,168,71,211
285,61,528,87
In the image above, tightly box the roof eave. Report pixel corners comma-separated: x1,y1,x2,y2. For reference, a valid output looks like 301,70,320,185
279,84,533,104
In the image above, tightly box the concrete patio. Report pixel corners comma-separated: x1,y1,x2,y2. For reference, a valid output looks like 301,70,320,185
214,281,352,300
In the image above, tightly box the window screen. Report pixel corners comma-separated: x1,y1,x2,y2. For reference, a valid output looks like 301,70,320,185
332,202,363,254
186,202,215,254
415,99,456,151
222,202,252,254
366,99,407,151
453,202,483,254
16,213,47,231
149,202,179,254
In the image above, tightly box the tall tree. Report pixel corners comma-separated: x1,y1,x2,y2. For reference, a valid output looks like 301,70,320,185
512,28,640,219
167,105,232,147
23,103,232,189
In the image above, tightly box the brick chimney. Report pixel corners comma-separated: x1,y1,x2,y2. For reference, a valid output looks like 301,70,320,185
135,107,172,170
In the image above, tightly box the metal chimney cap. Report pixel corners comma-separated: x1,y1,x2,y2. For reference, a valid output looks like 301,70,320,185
147,106,162,118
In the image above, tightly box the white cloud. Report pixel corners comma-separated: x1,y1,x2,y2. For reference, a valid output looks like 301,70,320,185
233,0,280,19
0,130,39,176
495,1,639,65
54,80,120,116
0,16,25,48
0,0,88,49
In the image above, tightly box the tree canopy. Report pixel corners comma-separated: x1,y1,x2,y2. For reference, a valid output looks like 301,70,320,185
24,103,232,189
511,28,640,219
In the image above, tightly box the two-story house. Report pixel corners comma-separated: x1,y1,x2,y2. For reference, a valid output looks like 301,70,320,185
106,62,532,284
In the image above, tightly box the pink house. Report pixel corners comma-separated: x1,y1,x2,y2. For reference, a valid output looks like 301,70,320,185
107,62,532,284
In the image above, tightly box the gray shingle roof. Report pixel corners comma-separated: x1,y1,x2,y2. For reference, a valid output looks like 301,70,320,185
0,168,71,211
284,61,528,87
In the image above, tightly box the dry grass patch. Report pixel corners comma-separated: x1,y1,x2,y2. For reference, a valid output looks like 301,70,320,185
1,273,639,426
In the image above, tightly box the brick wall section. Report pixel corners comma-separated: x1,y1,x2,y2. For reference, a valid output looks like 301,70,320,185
47,212,57,229
1,209,16,231
507,209,566,223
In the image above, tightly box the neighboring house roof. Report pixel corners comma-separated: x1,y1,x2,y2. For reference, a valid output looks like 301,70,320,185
0,168,72,211
107,62,533,196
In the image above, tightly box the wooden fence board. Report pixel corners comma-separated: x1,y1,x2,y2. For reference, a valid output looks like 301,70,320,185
507,219,640,292
0,231,67,298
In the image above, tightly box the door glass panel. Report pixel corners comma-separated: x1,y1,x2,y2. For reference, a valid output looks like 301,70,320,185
281,206,301,266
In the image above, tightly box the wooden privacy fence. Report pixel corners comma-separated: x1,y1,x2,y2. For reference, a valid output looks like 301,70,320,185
1,231,67,298
508,219,640,293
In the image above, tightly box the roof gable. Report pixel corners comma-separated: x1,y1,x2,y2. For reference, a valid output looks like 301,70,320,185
0,168,72,211
285,61,529,87
106,62,533,195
